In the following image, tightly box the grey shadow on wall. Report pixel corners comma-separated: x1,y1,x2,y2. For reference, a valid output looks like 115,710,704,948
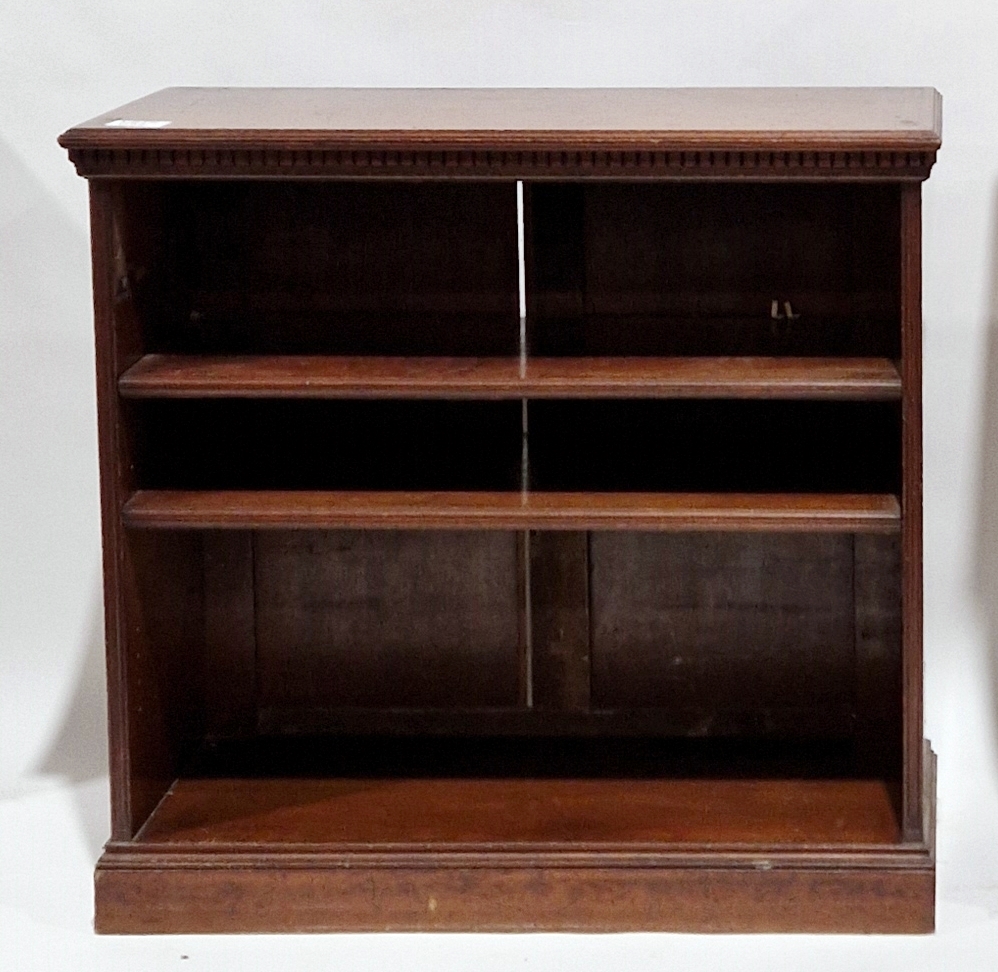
36,599,109,862
974,178,998,766
0,135,110,862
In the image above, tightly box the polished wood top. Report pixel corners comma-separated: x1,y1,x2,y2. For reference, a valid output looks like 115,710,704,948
60,87,941,151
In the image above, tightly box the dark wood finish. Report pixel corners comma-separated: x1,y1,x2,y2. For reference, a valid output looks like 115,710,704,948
93,750,937,933
530,532,591,711
854,534,903,776
590,534,859,734
115,531,204,837
66,88,938,934
65,147,941,182
252,705,855,739
526,183,901,357
133,777,901,846
88,181,133,837
96,753,935,933
90,184,206,839
94,863,934,934
119,354,903,400
253,531,520,713
515,532,530,706
121,490,902,532
202,533,256,735
103,182,519,358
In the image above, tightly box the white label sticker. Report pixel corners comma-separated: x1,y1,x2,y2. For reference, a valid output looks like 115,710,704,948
104,119,171,129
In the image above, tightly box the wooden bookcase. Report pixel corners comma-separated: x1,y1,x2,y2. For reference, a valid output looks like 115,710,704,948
60,87,941,934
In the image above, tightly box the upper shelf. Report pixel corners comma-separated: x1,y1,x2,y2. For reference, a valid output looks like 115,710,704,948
58,87,941,180
122,490,901,532
119,355,902,401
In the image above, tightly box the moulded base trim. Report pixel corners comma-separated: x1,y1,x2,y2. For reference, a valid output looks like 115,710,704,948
94,852,934,934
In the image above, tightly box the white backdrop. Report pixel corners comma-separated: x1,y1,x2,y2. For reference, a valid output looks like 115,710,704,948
2,2,997,968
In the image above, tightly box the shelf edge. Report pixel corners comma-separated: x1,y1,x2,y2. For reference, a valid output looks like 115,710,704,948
121,491,902,532
119,355,903,401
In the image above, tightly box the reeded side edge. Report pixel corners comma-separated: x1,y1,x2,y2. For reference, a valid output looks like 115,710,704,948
901,185,924,839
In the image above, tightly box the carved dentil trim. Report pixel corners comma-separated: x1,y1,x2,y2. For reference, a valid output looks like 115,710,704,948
69,147,937,179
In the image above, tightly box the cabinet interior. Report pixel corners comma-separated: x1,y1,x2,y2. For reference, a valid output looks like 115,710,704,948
526,182,901,356
109,177,906,846
115,181,521,356
124,524,902,844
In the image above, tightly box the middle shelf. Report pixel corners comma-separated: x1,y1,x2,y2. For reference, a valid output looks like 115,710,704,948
118,355,903,401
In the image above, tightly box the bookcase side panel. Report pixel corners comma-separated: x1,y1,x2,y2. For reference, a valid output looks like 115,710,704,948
91,182,208,839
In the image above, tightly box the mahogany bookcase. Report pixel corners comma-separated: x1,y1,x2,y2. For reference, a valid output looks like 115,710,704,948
60,87,941,933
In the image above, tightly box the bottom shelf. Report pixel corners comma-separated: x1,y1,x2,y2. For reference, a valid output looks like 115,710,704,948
136,734,902,848
95,740,936,934
137,775,900,847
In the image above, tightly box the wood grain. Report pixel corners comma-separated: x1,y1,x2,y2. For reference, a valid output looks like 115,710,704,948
60,87,942,149
121,490,902,532
69,87,938,934
530,532,591,711
203,532,256,735
590,534,856,732
93,745,937,933
854,534,903,778
91,184,206,838
93,862,934,934
119,354,903,400
59,90,940,181
253,531,521,712
88,181,133,837
134,776,901,846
